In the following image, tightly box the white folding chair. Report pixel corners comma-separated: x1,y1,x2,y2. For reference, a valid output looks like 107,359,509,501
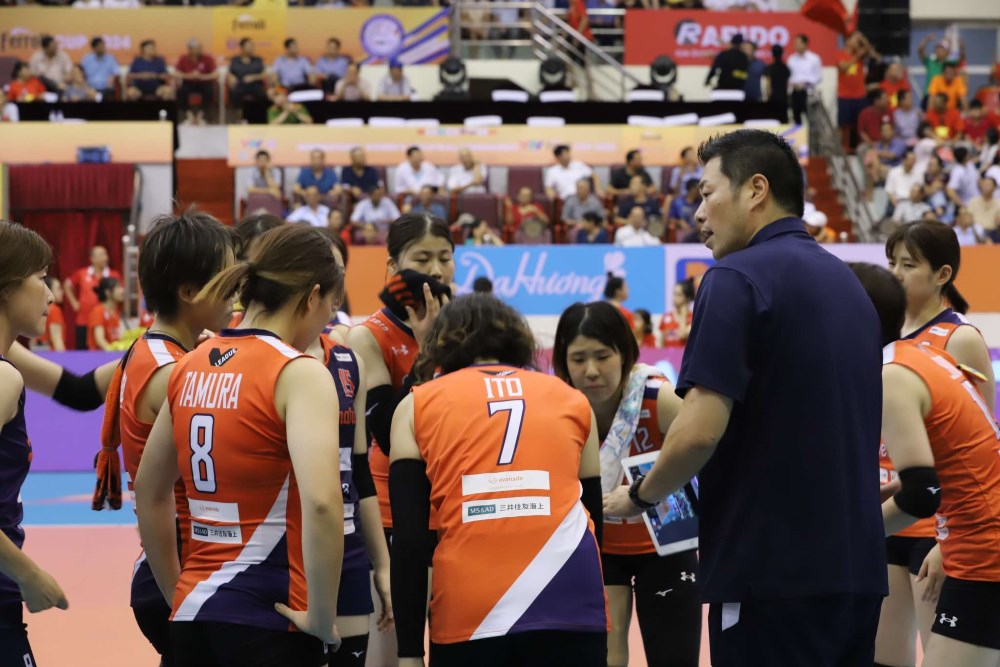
464,115,503,128
539,90,576,103
661,113,699,127
491,89,530,103
698,113,738,127
526,116,566,127
626,89,665,103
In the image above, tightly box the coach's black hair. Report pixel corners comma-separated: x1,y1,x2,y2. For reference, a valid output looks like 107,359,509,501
697,129,805,218
848,263,905,347
412,294,536,382
886,220,969,314
552,301,639,387
139,209,232,320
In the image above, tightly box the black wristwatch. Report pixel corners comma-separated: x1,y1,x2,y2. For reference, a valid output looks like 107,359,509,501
628,474,657,510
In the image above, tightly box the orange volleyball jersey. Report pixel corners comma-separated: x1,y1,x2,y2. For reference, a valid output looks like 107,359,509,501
604,377,668,556
360,308,418,529
883,341,1000,581
413,365,608,644
167,329,310,630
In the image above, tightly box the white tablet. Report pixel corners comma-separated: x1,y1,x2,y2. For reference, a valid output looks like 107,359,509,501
621,451,699,556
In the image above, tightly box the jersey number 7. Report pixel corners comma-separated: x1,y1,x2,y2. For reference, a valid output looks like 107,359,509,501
488,399,525,466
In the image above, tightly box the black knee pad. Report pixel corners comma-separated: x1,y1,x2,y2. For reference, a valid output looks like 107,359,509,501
330,634,370,667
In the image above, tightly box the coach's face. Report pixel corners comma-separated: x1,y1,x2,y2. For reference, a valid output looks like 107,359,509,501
696,157,750,260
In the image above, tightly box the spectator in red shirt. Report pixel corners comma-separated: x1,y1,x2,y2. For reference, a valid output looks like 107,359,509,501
7,61,47,102
175,39,217,126
964,99,999,148
505,186,551,238
63,245,121,350
86,278,124,351
925,92,966,140
857,89,893,146
837,32,870,149
879,61,911,110
38,276,66,352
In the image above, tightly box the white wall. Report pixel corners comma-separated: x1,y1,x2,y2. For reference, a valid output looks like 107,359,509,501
910,0,1000,21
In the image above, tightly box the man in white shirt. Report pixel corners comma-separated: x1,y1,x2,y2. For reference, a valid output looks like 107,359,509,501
377,61,415,102
350,183,401,238
884,149,923,207
946,146,980,206
544,144,598,200
394,146,443,198
614,206,661,247
285,187,331,227
446,148,488,194
787,34,822,125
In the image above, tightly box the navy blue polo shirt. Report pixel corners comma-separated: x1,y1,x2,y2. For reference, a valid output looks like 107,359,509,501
676,217,888,603
297,167,339,194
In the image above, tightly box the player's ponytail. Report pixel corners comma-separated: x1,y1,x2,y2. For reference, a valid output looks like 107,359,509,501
886,220,968,314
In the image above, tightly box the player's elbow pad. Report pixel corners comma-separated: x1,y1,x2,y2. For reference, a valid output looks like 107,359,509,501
893,466,942,519
53,368,103,411
351,453,376,499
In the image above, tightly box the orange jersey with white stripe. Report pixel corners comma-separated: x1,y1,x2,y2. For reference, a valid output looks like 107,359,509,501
167,328,310,630
884,340,1000,581
413,365,608,644
360,308,418,529
604,377,670,555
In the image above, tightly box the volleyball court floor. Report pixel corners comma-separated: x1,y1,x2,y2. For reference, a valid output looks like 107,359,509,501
22,472,728,666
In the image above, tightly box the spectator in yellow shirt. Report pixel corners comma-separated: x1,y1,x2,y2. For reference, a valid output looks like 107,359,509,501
928,62,967,112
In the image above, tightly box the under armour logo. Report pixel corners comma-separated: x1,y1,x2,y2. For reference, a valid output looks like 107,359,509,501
939,614,958,627
928,486,941,495
352,651,366,658
654,589,673,597
391,344,410,356
680,572,696,582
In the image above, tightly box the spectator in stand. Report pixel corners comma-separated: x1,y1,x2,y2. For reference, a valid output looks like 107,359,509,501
81,37,119,99
967,177,1000,240
36,276,65,352
562,179,605,230
669,147,703,195
0,90,17,122
763,44,790,122
175,39,217,126
405,185,447,220
574,211,609,244
984,152,1000,189
465,218,504,247
980,128,1000,171
29,35,72,93
246,149,282,200
742,41,766,103
868,122,906,184
659,279,694,348
331,62,370,102
349,183,400,243
229,38,268,106
925,92,965,140
126,40,173,102
837,32,869,149
668,178,702,242
8,61,47,102
315,38,351,95
614,206,660,247
857,89,893,147
892,184,933,224
267,91,312,125
64,245,121,350
341,147,380,200
272,38,313,92
327,209,345,235
377,60,415,101
923,155,951,220
952,205,992,246
705,34,750,92
632,309,656,349
947,146,980,207
446,148,488,194
294,149,339,201
878,61,910,110
885,148,923,208
892,89,921,143
545,144,598,200
394,146,443,199
963,100,997,148
608,149,656,196
803,210,834,243
786,34,822,126
928,61,967,112
615,174,661,225
918,35,964,104
62,65,97,102
87,278,124,351
505,186,550,237
974,66,1000,116
285,186,331,227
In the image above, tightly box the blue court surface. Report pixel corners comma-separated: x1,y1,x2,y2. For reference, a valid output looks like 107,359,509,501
22,472,137,526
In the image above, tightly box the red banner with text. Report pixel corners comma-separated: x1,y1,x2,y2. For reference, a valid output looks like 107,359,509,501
624,10,838,66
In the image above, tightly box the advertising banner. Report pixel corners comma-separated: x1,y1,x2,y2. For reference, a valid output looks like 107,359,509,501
624,10,838,66
0,122,173,165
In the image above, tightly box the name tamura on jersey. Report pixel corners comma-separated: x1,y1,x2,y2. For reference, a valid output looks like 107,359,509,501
167,329,311,631
413,366,608,644
883,341,1000,581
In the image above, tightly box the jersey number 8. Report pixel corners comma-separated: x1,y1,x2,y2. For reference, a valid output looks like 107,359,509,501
189,414,217,493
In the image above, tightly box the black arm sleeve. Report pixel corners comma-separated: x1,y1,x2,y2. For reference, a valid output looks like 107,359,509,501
581,476,603,548
351,453,376,499
365,373,416,456
52,368,103,411
389,459,432,659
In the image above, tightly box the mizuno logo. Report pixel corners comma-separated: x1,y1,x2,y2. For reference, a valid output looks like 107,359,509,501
654,589,673,597
209,347,237,367
352,651,365,658
928,486,941,494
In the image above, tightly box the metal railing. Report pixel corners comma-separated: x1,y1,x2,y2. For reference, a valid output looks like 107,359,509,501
122,166,143,323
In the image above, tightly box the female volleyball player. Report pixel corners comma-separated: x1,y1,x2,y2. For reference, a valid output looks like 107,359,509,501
93,210,234,665
0,221,69,665
602,273,634,330
390,294,608,667
852,263,1000,667
135,224,346,666
553,301,701,667
876,220,996,667
659,279,694,348
303,239,392,667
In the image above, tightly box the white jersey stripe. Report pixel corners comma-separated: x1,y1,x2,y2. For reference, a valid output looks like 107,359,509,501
173,474,290,620
148,338,178,367
882,342,896,365
470,501,588,640
255,335,301,359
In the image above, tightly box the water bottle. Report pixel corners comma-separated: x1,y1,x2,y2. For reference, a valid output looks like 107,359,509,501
159,109,168,122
